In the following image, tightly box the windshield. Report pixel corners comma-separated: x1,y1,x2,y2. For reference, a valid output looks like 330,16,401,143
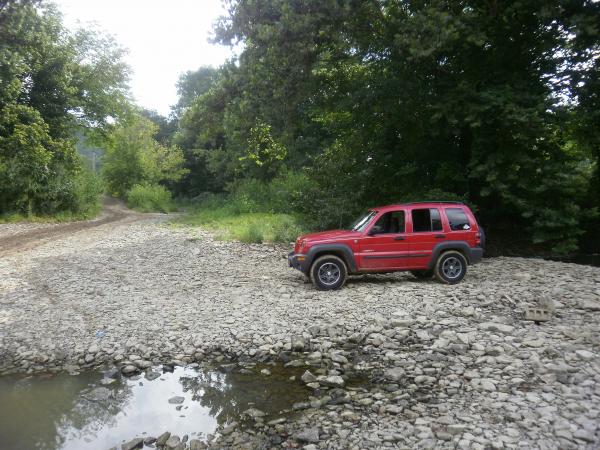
351,210,377,232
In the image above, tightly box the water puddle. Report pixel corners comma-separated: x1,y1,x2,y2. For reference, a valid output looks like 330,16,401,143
0,363,309,450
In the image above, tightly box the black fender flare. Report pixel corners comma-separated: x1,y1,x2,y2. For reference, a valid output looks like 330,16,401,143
427,241,473,270
304,244,357,274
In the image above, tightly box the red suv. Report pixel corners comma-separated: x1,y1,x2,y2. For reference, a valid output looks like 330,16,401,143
288,202,484,290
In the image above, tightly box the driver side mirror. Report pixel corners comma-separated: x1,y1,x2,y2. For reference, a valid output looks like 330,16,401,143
368,225,384,236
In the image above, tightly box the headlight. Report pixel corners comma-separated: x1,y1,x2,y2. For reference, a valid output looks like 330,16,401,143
300,239,307,251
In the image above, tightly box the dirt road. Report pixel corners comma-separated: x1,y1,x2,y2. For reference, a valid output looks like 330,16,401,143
0,198,165,256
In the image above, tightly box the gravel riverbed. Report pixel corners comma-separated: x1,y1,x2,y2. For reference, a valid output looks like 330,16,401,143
0,217,599,449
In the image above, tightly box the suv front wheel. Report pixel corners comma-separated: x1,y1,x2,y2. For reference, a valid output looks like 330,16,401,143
311,255,347,290
434,251,467,284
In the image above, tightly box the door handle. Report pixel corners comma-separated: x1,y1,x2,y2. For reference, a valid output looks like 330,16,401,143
394,236,405,240
435,234,446,239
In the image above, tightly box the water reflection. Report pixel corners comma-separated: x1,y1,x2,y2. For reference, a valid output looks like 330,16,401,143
182,365,306,424
0,364,307,450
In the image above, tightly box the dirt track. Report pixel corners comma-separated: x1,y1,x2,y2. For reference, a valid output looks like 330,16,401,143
0,198,163,256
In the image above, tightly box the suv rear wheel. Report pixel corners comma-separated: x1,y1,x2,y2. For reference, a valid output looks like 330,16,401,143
311,255,347,290
434,251,467,284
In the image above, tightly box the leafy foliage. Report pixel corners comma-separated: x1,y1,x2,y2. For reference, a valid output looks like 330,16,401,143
102,115,187,197
0,0,129,216
174,0,600,254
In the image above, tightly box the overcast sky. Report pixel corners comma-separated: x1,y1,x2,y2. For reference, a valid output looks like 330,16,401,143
55,0,233,116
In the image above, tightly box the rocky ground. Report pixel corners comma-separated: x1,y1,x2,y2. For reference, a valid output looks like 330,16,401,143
0,212,599,449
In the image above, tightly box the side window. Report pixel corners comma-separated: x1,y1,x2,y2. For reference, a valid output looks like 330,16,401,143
446,208,471,231
411,208,443,232
371,211,405,234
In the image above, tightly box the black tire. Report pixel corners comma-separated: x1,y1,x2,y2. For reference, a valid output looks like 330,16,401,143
310,255,347,290
434,250,467,284
411,270,433,279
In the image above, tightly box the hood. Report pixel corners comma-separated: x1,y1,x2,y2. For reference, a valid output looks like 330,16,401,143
299,229,361,242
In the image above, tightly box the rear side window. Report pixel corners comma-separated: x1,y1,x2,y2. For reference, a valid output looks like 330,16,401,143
446,208,471,231
411,208,443,232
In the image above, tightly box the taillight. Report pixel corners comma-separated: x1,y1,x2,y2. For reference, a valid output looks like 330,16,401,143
475,232,481,245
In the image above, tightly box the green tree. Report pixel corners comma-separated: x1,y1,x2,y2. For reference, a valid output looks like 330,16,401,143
102,114,187,197
193,0,599,253
0,0,129,215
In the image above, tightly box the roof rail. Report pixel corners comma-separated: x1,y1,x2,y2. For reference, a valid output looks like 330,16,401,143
402,201,464,205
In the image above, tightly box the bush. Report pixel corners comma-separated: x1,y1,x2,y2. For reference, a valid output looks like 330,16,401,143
126,184,175,213
70,168,104,217
227,171,311,214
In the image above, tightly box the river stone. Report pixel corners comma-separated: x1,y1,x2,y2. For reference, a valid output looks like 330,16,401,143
121,365,139,375
331,353,348,364
189,439,205,450
579,299,600,311
384,367,405,382
168,396,185,404
479,322,515,334
156,432,171,446
243,407,266,419
135,359,152,369
301,370,317,384
121,438,144,450
318,375,345,388
296,427,320,443
221,421,238,435
165,435,181,448
145,370,160,381
575,349,594,360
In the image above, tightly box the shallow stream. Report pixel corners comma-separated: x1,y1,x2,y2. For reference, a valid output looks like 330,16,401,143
0,364,308,450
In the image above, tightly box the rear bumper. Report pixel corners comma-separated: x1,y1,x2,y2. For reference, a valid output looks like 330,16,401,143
288,252,308,273
469,247,484,264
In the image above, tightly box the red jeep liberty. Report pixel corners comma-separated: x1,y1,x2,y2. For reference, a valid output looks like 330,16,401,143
288,202,485,290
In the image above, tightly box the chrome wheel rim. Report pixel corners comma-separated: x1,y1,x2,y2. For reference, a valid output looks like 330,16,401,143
318,262,341,286
442,256,462,279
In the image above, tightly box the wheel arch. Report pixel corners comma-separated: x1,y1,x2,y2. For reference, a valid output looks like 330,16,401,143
427,241,471,270
304,244,357,274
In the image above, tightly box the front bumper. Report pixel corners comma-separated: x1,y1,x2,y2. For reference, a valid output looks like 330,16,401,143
288,252,307,272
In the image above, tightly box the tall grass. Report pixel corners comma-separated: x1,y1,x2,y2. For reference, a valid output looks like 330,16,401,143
177,204,304,243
